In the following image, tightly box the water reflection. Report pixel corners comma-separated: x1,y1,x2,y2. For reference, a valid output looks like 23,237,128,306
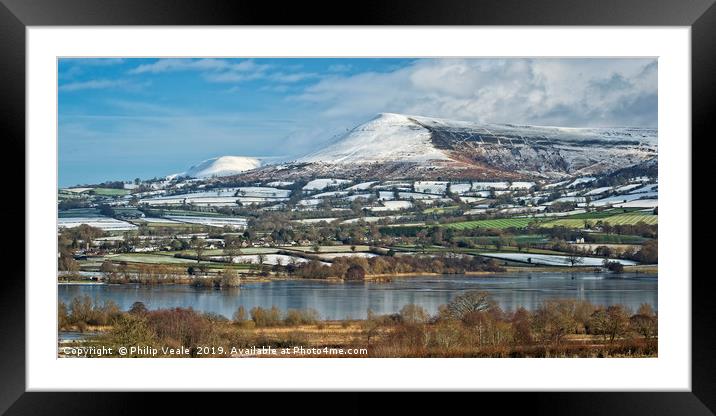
58,272,657,320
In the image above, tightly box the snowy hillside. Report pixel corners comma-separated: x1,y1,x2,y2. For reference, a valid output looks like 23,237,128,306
301,113,451,163
283,113,657,179
180,156,261,178
237,113,658,181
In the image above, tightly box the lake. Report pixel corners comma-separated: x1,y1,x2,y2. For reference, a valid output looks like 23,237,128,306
58,272,657,320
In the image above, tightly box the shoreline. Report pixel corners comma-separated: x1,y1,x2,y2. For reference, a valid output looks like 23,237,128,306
58,266,657,286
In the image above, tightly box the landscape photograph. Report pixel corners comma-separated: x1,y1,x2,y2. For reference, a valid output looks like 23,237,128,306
57,57,658,358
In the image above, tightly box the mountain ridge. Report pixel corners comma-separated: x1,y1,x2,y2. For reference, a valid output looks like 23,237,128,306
205,113,658,181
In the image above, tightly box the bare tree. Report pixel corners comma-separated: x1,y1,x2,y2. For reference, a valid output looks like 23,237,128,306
190,236,206,263
566,252,584,267
447,291,494,320
223,235,242,262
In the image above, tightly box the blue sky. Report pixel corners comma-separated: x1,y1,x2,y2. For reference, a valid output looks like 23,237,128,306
58,58,657,187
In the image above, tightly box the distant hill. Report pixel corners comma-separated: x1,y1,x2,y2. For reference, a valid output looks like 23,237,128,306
177,156,262,179
236,113,657,181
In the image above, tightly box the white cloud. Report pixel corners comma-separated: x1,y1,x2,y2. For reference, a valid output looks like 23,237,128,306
129,58,271,84
59,79,144,92
292,58,657,128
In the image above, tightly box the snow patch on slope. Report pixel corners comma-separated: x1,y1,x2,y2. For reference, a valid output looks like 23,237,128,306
181,156,261,178
301,113,452,164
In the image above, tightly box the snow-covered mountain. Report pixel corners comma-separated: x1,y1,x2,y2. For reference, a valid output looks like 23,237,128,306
223,113,657,181
178,156,261,179
302,113,451,163
302,113,657,167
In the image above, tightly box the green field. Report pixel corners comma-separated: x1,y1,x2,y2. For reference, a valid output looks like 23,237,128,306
443,218,537,230
92,188,131,196
460,234,549,244
388,244,564,256
585,233,650,244
542,213,657,228
548,208,642,220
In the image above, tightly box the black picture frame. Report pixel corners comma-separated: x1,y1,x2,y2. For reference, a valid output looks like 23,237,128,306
1,0,711,413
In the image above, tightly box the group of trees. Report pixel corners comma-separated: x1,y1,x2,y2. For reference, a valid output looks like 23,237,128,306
58,296,123,331
289,254,505,280
232,306,320,327
365,292,658,357
100,261,188,284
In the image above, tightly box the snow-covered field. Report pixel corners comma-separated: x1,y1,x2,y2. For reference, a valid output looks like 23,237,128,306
586,192,658,207
615,183,643,193
370,200,413,211
297,199,323,206
344,193,374,201
611,199,658,208
584,187,613,196
567,177,597,188
235,187,291,198
460,196,486,204
414,181,448,194
303,178,352,191
346,181,377,190
377,191,396,200
141,196,239,207
472,181,509,190
341,215,405,224
480,252,638,267
63,187,93,194
58,217,138,231
421,198,454,205
449,183,472,194
544,196,586,205
628,184,658,194
226,254,321,265
136,217,182,223
293,218,338,224
312,191,349,198
497,206,546,215
509,182,536,190
164,216,247,229
317,252,378,260
142,187,289,206
266,181,294,187
398,192,443,200
236,197,290,205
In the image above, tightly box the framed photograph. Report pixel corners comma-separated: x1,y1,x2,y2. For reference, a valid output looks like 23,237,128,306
2,0,712,413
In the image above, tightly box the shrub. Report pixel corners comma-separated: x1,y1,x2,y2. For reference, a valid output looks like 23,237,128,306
129,301,148,315
69,295,95,325
399,304,429,325
232,306,247,323
145,307,214,354
58,302,69,330
603,260,624,273
284,308,319,326
250,306,283,327
345,264,366,280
